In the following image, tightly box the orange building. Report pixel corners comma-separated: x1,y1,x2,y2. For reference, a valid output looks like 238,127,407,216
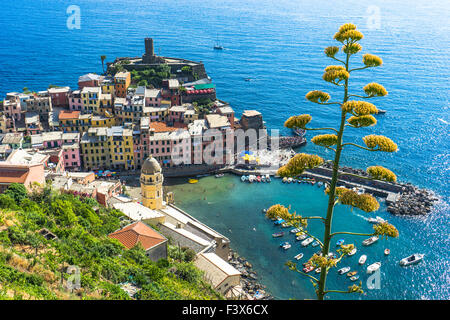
114,71,131,98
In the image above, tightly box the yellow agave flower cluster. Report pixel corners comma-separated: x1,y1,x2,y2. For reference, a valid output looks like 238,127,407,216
277,153,324,177
305,90,330,103
348,284,364,294
337,243,355,256
363,135,398,152
266,204,292,220
347,115,377,127
311,134,338,147
323,65,349,84
342,42,362,55
363,53,383,67
338,189,380,212
324,46,339,57
333,23,364,43
309,253,338,269
373,222,399,239
363,82,388,97
342,100,378,116
367,165,397,182
284,114,312,129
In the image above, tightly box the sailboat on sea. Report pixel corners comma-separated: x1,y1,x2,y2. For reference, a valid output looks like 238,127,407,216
213,35,223,50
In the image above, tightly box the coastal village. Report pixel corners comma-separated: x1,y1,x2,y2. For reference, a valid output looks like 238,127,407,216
0,38,438,301
0,38,283,299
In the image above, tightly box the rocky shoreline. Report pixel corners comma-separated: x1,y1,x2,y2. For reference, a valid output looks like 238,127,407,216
314,163,439,216
228,249,274,300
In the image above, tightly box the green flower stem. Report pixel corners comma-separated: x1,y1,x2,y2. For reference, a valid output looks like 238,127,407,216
304,127,338,133
292,266,319,282
349,66,370,73
330,231,375,238
342,142,380,152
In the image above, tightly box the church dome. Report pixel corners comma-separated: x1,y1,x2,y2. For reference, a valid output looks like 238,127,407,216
141,156,161,175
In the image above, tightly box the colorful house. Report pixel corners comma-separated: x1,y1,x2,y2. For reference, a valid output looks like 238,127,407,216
114,71,131,98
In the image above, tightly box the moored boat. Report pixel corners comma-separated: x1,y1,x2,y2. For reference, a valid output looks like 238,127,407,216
241,175,247,182
358,255,367,265
261,175,266,182
215,173,224,178
272,232,284,238
312,240,320,247
347,271,357,277
303,265,315,273
287,177,293,183
290,228,301,234
362,236,379,246
399,253,424,266
274,218,285,225
368,216,386,224
294,253,304,260
315,268,321,274
348,248,357,256
282,177,288,183
296,234,307,241
336,239,345,246
384,249,390,255
265,174,271,182
350,275,360,281
188,178,198,184
338,267,351,275
301,237,314,247
367,262,381,274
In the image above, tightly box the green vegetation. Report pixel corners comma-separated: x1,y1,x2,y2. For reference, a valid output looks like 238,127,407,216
129,64,171,88
273,23,399,300
100,55,106,74
193,98,214,118
0,183,221,300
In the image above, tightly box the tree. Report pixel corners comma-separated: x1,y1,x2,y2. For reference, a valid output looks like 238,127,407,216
274,23,399,300
4,183,28,204
100,55,106,74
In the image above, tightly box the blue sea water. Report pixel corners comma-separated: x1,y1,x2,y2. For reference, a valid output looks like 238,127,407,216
1,0,449,299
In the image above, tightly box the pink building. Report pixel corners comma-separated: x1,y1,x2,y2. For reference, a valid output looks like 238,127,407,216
48,87,70,108
68,90,83,111
168,105,186,124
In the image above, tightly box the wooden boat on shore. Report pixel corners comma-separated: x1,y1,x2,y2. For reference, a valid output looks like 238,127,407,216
188,179,198,184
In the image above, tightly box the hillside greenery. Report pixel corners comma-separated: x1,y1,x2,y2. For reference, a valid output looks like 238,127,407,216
0,183,222,300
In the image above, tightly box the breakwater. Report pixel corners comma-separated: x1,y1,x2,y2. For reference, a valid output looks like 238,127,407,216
301,163,438,216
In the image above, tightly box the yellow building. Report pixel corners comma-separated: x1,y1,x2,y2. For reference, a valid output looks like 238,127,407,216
81,87,101,114
101,78,115,95
99,93,114,117
140,156,163,210
92,115,116,128
80,126,134,171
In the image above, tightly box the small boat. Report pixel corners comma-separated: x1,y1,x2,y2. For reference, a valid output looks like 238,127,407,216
362,236,379,246
347,271,357,277
338,267,351,275
274,218,285,225
261,175,266,182
317,181,323,187
290,228,301,234
358,255,367,265
293,128,306,137
281,223,290,228
350,275,360,281
399,253,424,266
265,174,271,182
279,241,289,247
280,242,291,250
327,252,337,259
336,239,345,246
377,109,386,114
241,175,247,182
296,234,307,241
356,187,365,195
367,262,381,274
348,248,357,256
248,175,255,183
215,173,224,178
294,253,304,260
315,268,321,274
282,177,288,183
272,232,284,238
262,208,267,213
368,216,386,224
256,176,261,182
244,78,251,82
287,177,293,183
384,249,390,255
301,237,314,247
297,179,302,184
303,265,315,273
312,241,320,247
188,179,198,184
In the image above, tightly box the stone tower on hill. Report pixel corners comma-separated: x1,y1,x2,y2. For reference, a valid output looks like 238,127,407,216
140,156,163,210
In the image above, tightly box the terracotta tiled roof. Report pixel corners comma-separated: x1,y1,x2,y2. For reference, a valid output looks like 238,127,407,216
108,221,166,250
0,168,29,183
150,122,183,133
59,110,80,120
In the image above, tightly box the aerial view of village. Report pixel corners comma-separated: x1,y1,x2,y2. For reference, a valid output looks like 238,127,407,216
0,0,448,315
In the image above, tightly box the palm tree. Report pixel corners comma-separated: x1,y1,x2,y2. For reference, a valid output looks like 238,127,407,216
100,55,107,74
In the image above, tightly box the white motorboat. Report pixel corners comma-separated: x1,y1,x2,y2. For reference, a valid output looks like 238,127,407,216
348,248,357,256
367,262,381,274
287,177,293,183
312,241,320,247
301,237,314,247
399,253,424,266
294,253,304,260
282,177,287,183
241,175,247,182
368,216,386,224
282,243,291,250
265,174,271,182
296,234,307,241
290,228,301,234
315,268,321,274
338,267,351,275
362,236,379,246
358,255,367,265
